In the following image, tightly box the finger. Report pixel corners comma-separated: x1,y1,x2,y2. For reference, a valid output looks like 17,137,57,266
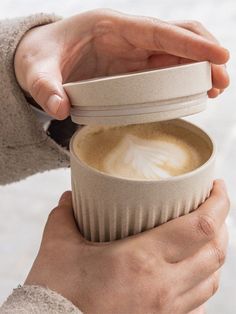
170,22,229,92
208,88,220,98
147,20,229,98
148,53,229,96
120,15,229,64
147,53,193,69
144,180,230,262
42,191,84,243
167,20,230,94
27,62,70,120
179,271,220,313
178,224,228,292
170,20,219,43
211,64,230,89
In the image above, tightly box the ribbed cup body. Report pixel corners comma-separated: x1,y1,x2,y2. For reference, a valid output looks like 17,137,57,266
70,120,215,242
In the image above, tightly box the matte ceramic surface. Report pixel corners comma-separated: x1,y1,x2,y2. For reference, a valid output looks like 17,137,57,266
64,62,212,125
70,119,215,242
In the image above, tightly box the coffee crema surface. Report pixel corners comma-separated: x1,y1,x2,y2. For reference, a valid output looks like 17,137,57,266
73,121,212,180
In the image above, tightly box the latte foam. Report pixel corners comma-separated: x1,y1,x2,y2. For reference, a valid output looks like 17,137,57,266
104,134,192,179
73,121,211,180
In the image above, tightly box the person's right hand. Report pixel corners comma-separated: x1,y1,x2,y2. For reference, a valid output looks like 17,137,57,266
14,9,230,119
25,180,229,314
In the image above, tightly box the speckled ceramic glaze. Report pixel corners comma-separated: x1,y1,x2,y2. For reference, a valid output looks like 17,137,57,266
70,119,215,242
64,61,211,125
65,62,215,242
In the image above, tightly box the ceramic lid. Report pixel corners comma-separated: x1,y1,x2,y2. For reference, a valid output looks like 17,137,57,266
63,61,212,125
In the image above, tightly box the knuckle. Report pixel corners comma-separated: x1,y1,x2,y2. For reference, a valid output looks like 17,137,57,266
197,214,217,238
125,247,157,276
92,9,118,37
92,8,118,20
144,18,165,48
107,245,154,279
30,74,50,99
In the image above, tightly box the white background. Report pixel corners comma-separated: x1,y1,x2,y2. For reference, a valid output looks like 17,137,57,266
0,1,236,313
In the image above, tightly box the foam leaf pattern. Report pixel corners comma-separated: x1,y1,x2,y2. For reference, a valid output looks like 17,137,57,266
103,134,188,180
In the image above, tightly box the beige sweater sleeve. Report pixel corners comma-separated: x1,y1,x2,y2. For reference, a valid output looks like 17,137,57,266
0,285,82,313
0,14,83,314
0,13,70,185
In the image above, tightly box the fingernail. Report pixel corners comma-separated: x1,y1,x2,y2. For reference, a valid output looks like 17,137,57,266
46,94,62,115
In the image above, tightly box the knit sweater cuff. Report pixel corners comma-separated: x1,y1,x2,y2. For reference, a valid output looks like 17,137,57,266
0,285,82,313
0,14,70,185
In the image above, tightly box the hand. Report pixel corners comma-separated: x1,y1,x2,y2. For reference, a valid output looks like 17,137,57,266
25,180,229,314
14,9,230,120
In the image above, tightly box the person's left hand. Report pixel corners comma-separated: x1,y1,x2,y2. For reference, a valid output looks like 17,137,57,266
14,9,230,120
25,180,229,314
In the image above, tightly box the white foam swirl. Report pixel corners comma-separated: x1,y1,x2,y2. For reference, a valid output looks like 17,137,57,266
103,134,188,179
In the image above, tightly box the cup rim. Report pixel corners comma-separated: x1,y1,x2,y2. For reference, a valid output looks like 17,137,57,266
70,119,216,184
64,61,209,87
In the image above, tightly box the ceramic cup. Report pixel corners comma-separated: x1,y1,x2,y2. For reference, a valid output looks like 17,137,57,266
70,119,215,242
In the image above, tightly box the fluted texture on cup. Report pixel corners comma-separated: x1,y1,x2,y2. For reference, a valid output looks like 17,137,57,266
70,119,215,242
71,151,214,242
71,182,212,242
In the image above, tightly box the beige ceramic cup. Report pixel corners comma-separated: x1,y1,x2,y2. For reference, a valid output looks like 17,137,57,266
65,62,214,242
70,119,215,242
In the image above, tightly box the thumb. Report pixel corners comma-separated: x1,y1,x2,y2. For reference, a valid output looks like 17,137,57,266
42,191,84,243
28,63,70,120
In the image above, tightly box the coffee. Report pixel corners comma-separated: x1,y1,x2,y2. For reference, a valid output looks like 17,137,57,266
73,121,211,180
